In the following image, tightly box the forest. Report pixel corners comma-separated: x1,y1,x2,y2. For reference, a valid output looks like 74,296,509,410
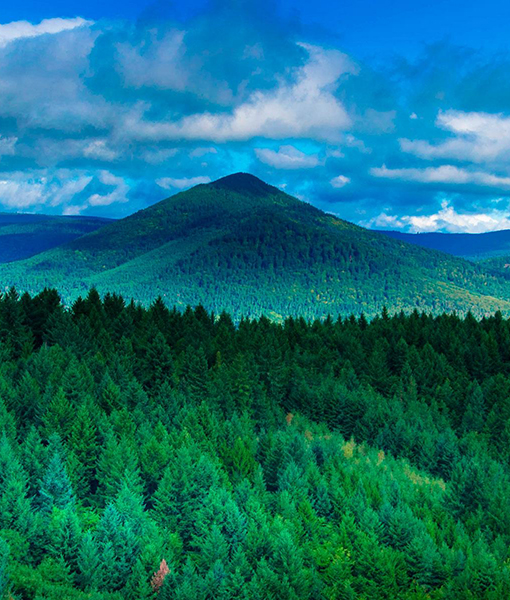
4,174,510,320
1,287,510,598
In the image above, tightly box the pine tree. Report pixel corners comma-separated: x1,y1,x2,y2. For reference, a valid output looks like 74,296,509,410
462,383,485,433
77,531,103,592
13,372,40,430
141,331,174,390
153,450,220,542
67,402,98,499
140,422,171,497
0,538,9,600
99,374,122,415
96,503,141,592
271,528,312,600
124,558,153,600
42,387,74,440
61,359,94,406
405,532,442,590
0,434,33,535
38,450,75,514
96,435,139,504
20,426,47,497
181,346,209,401
0,397,16,441
47,506,82,574
203,559,229,600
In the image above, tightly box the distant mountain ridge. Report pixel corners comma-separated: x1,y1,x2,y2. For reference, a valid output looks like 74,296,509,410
379,228,510,261
3,173,510,319
0,213,112,263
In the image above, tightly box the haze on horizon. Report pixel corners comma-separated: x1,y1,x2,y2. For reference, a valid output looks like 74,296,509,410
2,0,510,233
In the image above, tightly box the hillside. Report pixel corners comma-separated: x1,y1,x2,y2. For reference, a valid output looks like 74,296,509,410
478,255,510,274
0,213,112,263
3,173,510,318
2,291,510,599
379,228,510,261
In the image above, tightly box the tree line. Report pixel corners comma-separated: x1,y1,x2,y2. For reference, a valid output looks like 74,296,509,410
0,288,510,598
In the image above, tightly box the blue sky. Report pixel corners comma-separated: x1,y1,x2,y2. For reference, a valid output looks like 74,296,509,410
2,0,510,232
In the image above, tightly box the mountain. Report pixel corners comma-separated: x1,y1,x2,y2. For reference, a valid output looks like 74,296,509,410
0,213,112,263
3,172,510,319
379,228,510,261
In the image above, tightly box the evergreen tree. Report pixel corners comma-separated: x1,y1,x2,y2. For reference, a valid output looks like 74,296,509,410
462,383,486,433
42,387,74,440
0,538,9,600
77,531,103,592
67,402,98,499
39,450,75,514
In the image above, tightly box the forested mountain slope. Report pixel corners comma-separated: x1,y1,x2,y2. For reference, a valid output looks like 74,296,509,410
3,174,510,318
380,228,510,261
1,289,510,598
0,214,112,263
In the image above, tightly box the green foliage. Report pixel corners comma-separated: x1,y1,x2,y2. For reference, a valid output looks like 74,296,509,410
0,537,9,600
3,289,510,598
5,174,510,320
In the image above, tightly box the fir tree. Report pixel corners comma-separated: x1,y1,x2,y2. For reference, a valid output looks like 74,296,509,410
38,450,75,514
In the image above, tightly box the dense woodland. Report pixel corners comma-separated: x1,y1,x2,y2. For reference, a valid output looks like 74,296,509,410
4,174,510,319
1,288,510,598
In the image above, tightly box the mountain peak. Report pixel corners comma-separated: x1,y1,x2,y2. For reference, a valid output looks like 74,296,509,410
210,173,279,197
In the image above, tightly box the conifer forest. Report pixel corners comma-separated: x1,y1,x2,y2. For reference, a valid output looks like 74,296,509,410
1,287,510,599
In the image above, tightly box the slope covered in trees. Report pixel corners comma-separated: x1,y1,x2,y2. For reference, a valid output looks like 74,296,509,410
3,174,510,319
1,288,510,598
0,214,112,263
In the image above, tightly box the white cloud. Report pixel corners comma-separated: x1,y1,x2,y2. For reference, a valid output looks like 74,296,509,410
88,171,129,206
49,176,93,207
255,145,320,169
371,164,510,188
156,176,211,190
63,204,88,216
330,175,351,188
400,110,510,163
83,140,119,162
367,200,510,233
0,17,92,48
124,43,354,143
0,172,92,209
27,138,120,167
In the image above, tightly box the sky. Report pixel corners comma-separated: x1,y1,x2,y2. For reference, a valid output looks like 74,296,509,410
2,1,510,232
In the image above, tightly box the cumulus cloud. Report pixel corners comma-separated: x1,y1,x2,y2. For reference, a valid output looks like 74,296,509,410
88,171,129,206
0,17,91,47
255,145,320,169
400,110,510,163
371,165,510,189
156,176,212,190
367,200,510,233
1,9,510,232
0,172,92,209
330,175,351,188
124,44,354,143
83,140,119,162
